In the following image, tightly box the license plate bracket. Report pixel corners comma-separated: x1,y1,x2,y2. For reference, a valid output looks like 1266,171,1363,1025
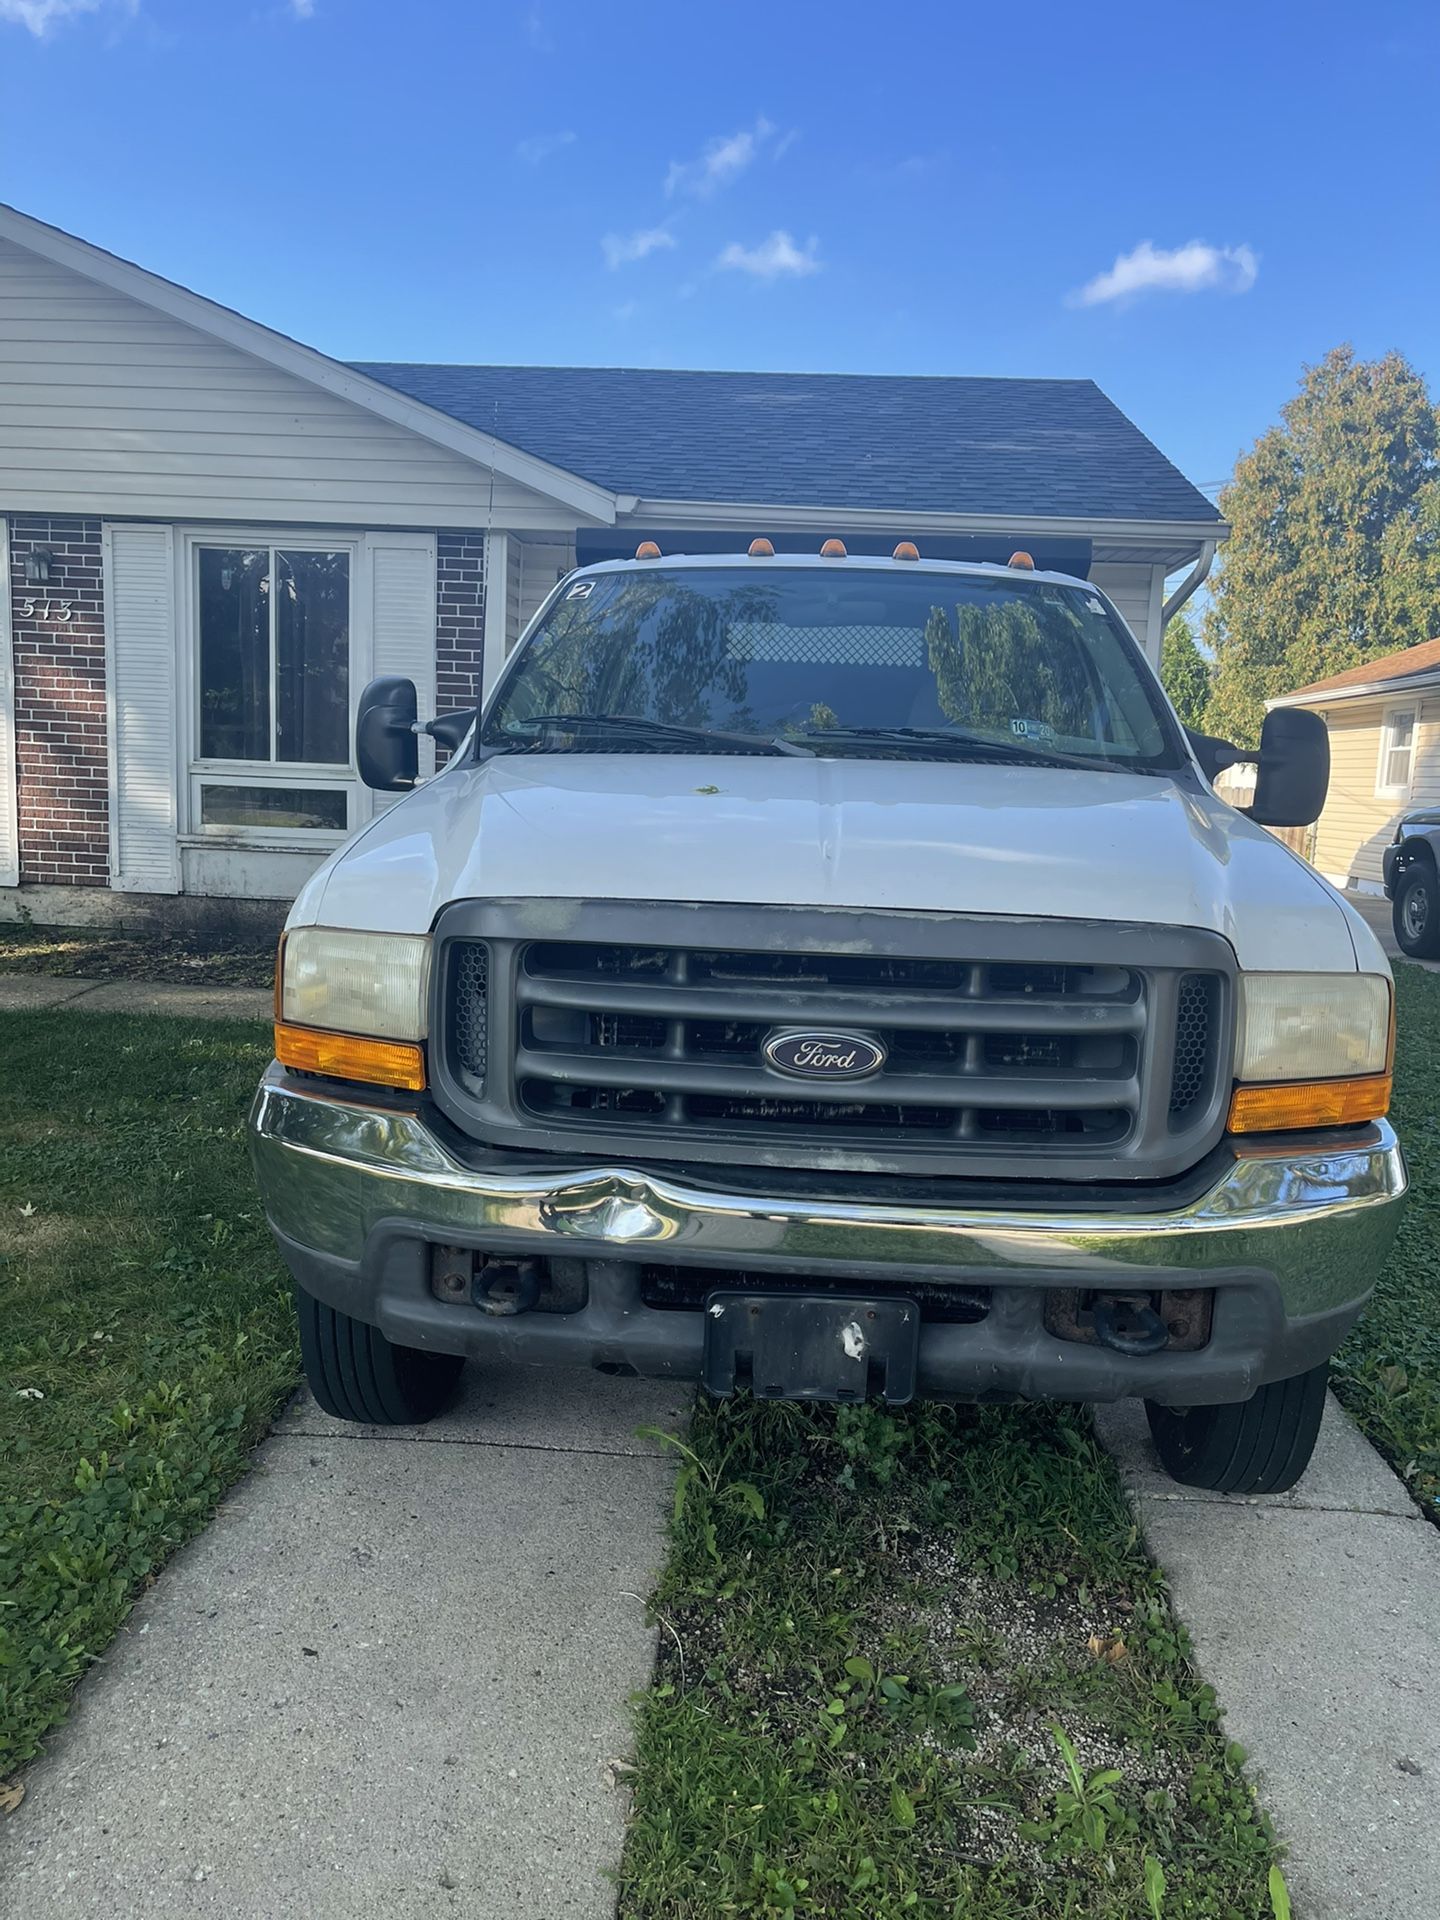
702,1292,919,1405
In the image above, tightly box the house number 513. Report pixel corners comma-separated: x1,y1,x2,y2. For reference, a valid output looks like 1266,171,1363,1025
18,599,74,621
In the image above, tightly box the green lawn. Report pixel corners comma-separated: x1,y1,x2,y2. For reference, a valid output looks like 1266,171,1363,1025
0,1011,295,1780
1331,962,1440,1517
617,1398,1282,1920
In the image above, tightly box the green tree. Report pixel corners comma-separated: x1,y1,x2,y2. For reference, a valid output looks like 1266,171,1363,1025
1159,611,1211,729
1205,345,1440,745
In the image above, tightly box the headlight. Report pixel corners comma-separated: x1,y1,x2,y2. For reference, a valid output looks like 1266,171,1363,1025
1229,972,1393,1132
1235,973,1392,1083
280,928,431,1041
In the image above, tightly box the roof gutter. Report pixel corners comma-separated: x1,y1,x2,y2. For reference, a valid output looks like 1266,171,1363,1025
1160,537,1217,627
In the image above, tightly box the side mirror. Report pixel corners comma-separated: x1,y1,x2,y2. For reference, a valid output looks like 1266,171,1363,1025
355,675,418,792
426,708,477,753
1185,729,1244,784
1251,706,1329,828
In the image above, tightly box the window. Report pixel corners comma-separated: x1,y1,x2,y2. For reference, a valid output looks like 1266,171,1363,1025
191,540,353,839
197,546,350,766
1377,705,1417,798
483,567,1178,770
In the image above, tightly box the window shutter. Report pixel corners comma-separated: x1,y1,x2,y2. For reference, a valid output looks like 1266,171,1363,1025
105,523,179,893
0,521,17,889
364,532,436,799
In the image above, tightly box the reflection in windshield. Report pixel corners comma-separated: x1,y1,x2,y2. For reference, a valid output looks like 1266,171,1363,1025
483,568,1179,769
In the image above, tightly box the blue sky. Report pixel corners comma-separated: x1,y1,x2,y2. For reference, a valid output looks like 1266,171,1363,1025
2,0,1438,501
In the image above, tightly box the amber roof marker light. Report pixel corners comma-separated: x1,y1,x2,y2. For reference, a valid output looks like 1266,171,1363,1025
635,540,662,560
748,538,775,557
820,539,848,558
893,541,920,561
1008,551,1036,570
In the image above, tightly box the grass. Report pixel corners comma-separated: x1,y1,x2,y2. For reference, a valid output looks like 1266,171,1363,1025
1332,962,1440,1518
0,920,276,988
0,1010,296,1781
618,1397,1281,1919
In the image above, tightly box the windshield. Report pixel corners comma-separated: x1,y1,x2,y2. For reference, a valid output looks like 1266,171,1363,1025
480,566,1182,770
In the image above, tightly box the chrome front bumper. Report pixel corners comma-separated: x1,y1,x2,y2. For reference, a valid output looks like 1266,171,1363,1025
249,1068,1407,1402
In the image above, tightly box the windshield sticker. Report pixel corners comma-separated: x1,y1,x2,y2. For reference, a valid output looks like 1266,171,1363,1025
565,580,595,600
1011,718,1057,742
1085,598,1105,615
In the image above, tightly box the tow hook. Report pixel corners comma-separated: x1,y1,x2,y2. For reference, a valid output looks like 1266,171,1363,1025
1089,1294,1169,1357
472,1257,543,1317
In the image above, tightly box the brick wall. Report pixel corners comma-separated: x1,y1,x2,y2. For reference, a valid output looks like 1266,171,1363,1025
435,530,486,713
8,514,109,886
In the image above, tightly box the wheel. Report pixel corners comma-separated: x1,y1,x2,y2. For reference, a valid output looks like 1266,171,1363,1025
1144,1362,1328,1495
1393,867,1440,958
296,1285,463,1424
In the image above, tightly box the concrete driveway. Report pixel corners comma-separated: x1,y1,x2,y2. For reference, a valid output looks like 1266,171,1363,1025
0,1369,684,1920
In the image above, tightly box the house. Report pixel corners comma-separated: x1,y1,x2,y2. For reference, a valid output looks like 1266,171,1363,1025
0,203,1224,923
1269,638,1440,891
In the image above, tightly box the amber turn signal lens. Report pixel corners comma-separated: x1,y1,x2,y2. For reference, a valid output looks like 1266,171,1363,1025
275,1022,426,1092
635,540,662,560
1008,550,1036,570
1227,1074,1392,1133
820,538,848,557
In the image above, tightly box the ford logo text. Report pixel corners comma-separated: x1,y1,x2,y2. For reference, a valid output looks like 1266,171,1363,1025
762,1029,887,1080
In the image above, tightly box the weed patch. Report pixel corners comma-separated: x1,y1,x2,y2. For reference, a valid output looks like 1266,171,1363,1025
619,1396,1280,1918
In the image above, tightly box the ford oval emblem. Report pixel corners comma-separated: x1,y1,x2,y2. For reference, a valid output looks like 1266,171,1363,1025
762,1028,887,1080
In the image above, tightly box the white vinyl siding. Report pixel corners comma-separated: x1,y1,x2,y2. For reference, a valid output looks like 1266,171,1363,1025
0,518,16,886
104,523,179,892
1089,563,1164,665
0,238,573,531
508,535,576,650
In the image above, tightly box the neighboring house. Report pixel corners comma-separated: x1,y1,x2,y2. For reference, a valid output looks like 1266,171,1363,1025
1269,638,1440,891
0,203,1224,921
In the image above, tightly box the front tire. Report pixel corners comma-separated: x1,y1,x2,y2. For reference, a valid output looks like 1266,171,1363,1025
296,1286,463,1425
1394,866,1440,958
1144,1363,1328,1495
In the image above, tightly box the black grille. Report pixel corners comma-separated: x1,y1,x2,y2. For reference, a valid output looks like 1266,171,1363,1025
452,943,489,1082
503,941,1145,1150
435,905,1234,1181
1170,973,1218,1117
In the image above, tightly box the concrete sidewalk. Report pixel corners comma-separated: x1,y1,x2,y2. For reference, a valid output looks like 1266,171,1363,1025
0,1369,683,1920
1097,1396,1440,1919
0,973,272,1019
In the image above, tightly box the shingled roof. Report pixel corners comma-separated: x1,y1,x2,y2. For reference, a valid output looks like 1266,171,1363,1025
1277,638,1440,705
349,364,1221,524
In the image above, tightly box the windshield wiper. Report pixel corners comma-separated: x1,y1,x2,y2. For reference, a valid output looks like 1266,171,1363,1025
490,712,816,757
798,725,1143,773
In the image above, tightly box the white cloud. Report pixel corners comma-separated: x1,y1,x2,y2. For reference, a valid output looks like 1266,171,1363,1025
715,230,821,280
1069,239,1258,307
773,128,801,163
0,0,127,33
601,225,677,271
515,129,576,165
665,116,775,198
289,0,315,15
524,4,552,48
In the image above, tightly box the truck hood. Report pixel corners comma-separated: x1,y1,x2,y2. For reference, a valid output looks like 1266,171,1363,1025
294,754,1372,973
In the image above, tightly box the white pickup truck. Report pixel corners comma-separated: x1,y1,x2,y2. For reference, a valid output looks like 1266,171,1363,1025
249,546,1407,1494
